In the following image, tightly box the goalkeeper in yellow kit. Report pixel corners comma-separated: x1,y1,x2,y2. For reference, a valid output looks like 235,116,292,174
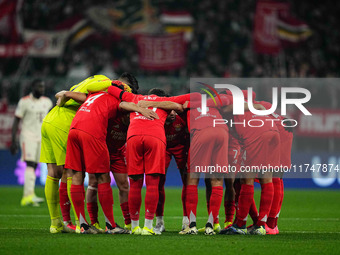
40,75,112,233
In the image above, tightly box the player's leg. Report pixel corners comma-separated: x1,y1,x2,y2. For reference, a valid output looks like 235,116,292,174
197,178,212,233
70,170,91,233
154,151,170,234
96,172,128,234
275,178,284,233
205,177,224,235
141,136,166,235
249,131,280,235
59,169,76,232
180,173,199,234
41,122,70,232
224,177,235,228
110,151,131,229
180,168,189,230
113,172,131,229
168,145,189,230
228,176,254,235
267,177,282,230
86,174,103,232
125,136,144,234
21,160,38,206
129,174,144,234
65,168,79,228
205,177,212,216
45,163,64,233
143,173,162,235
250,176,274,235
155,174,166,231
274,131,292,233
19,136,42,206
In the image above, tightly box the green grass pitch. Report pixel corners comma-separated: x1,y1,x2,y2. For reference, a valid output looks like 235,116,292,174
0,186,339,255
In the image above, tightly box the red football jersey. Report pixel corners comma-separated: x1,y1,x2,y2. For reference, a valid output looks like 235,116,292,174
106,114,128,153
165,115,188,148
70,92,120,141
233,110,279,145
256,100,286,133
108,86,199,143
187,94,232,131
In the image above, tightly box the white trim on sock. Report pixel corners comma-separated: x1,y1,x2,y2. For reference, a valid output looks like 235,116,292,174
156,216,164,225
144,218,153,229
131,220,139,229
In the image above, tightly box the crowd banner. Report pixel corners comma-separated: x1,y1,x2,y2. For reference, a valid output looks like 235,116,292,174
0,44,27,57
23,30,69,57
296,108,340,137
136,33,186,71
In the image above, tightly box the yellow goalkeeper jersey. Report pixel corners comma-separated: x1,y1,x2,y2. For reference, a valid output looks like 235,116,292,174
43,75,111,133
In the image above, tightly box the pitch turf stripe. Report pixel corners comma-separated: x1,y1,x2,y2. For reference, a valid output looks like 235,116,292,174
0,228,338,234
1,215,339,221
0,214,50,217
283,231,340,234
167,216,340,221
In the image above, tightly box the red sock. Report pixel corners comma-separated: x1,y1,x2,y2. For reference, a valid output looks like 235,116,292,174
224,200,235,223
129,178,143,221
181,173,188,216
233,181,241,222
59,182,71,222
87,202,98,225
249,198,258,224
71,184,88,225
275,178,284,227
120,202,131,225
235,184,254,227
267,178,282,228
208,186,223,225
186,185,198,224
156,175,166,217
181,184,187,216
145,175,160,220
98,182,116,228
257,182,274,226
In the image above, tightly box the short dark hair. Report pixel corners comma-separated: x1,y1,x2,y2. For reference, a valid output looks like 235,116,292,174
119,72,139,94
148,88,168,97
31,79,44,88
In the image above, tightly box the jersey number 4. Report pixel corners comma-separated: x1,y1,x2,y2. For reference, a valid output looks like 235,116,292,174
84,93,104,107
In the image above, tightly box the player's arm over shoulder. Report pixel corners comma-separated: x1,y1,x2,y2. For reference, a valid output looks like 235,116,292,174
119,101,159,120
55,91,87,107
137,100,184,113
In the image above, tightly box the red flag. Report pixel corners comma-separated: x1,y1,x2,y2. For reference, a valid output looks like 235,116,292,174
277,12,312,46
136,33,186,71
253,0,289,55
0,0,23,43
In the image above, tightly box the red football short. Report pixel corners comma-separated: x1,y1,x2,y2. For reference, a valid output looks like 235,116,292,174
189,127,229,174
126,135,166,176
280,130,293,168
65,129,110,174
165,144,188,170
244,130,280,168
110,146,127,174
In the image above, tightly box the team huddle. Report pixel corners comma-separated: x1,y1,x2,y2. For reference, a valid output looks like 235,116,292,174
35,74,292,236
